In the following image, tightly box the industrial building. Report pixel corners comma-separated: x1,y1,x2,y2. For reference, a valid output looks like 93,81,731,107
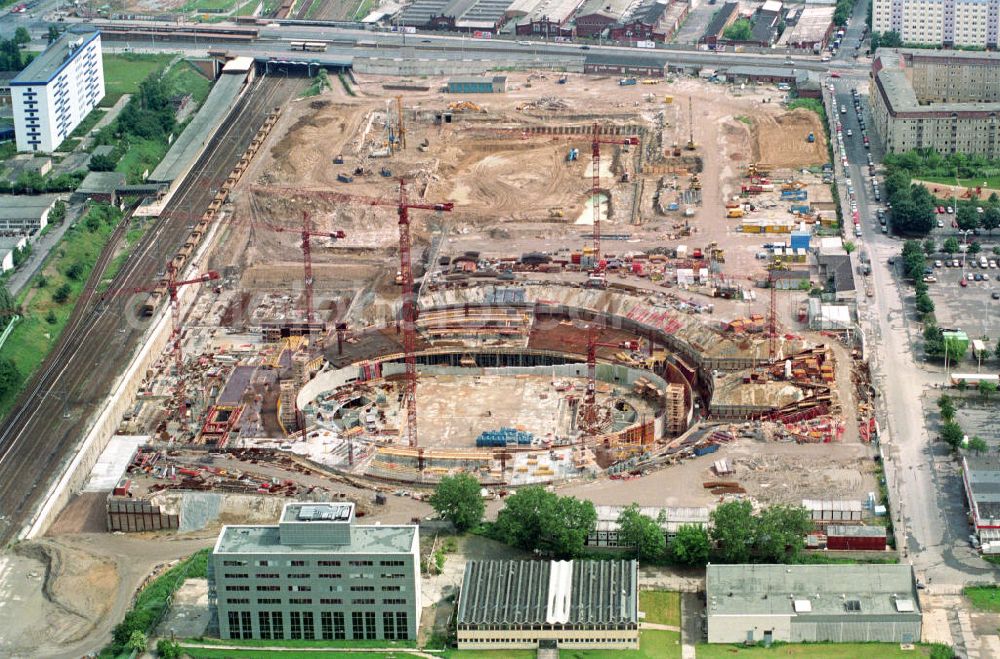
776,5,835,51
0,194,59,234
11,31,104,153
398,0,512,30
825,525,887,551
610,0,688,42
587,505,708,547
514,0,585,36
211,502,420,641
446,76,508,93
574,0,633,37
0,235,27,272
872,0,1000,48
706,564,922,644
870,49,1000,159
700,2,738,46
962,455,1000,553
456,559,639,650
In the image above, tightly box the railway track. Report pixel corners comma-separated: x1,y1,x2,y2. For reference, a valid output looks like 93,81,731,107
0,75,302,545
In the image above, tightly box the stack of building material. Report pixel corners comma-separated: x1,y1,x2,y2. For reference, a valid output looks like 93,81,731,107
665,383,686,435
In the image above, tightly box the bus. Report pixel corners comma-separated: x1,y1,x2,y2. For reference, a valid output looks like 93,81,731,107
290,41,328,52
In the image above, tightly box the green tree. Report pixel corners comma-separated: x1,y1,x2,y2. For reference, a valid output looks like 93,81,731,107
923,238,936,255
753,504,812,562
957,378,969,392
969,241,982,255
941,421,965,449
493,487,596,558
710,500,755,563
968,436,989,455
45,310,56,325
957,205,980,231
429,473,484,533
88,152,117,171
52,283,71,304
843,240,856,254
995,339,1000,361
925,323,945,359
127,630,147,653
0,286,17,323
723,18,753,41
915,293,935,315
871,30,902,50
66,262,84,281
979,380,998,400
13,27,30,46
668,524,710,567
617,504,666,562
0,357,22,399
49,200,66,225
47,26,60,44
943,237,960,254
937,394,956,422
982,207,1000,234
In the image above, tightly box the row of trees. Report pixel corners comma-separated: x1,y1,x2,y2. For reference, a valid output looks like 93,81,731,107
0,29,33,73
901,240,935,316
885,147,1000,183
428,474,814,565
0,288,22,402
870,31,903,51
0,170,87,195
938,394,990,453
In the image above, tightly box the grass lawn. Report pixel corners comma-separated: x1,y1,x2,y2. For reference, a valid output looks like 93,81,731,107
562,630,681,659
101,53,174,106
696,643,941,658
0,141,15,161
164,61,213,105
116,136,170,184
442,651,536,659
958,176,1000,190
184,651,424,659
0,205,122,419
182,0,237,11
964,585,1000,612
640,591,681,627
69,108,107,139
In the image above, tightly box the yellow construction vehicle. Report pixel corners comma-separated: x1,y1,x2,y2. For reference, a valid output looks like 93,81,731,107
448,101,486,113
727,208,744,218
664,95,674,104
548,208,564,218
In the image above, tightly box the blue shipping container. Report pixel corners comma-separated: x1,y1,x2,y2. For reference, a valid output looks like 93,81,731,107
693,443,720,456
790,231,811,250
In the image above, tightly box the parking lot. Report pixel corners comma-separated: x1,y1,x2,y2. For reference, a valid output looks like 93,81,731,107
921,256,1000,339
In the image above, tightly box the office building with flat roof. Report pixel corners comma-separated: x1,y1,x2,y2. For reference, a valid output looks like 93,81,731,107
706,564,922,644
456,559,639,650
11,31,103,153
210,502,420,641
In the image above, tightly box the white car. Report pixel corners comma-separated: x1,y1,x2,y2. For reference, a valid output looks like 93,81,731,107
947,206,954,214
935,260,943,267
937,220,944,228
991,260,998,269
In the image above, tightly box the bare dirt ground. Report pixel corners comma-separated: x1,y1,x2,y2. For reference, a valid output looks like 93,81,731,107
752,108,829,168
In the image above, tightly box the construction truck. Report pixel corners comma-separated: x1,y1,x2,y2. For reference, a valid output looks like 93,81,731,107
337,173,354,183
727,208,745,218
619,78,637,86
548,208,564,218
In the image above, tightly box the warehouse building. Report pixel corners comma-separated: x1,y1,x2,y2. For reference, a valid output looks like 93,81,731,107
707,564,922,644
700,2,738,46
0,194,59,234
211,502,420,641
11,31,104,153
456,559,639,650
962,455,1000,553
514,0,586,36
873,0,1000,48
574,0,633,37
398,0,512,30
776,5,835,51
610,0,688,43
870,49,1000,159
825,525,887,551
447,76,508,93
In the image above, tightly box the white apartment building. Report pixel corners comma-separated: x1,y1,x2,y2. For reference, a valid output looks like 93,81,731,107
11,31,104,153
872,0,1000,48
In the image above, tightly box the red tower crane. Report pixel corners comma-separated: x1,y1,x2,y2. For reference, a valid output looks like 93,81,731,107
246,192,347,327
248,180,454,448
105,268,221,418
589,124,639,273
580,326,623,437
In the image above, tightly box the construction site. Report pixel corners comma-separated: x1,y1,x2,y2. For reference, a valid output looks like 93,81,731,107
0,64,898,657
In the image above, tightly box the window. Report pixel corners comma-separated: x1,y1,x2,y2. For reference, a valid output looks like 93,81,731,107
384,598,407,605
382,573,406,579
380,560,405,566
271,611,284,638
334,611,346,639
290,560,307,567
259,611,272,640
257,585,280,592
348,560,373,566
322,611,334,640
394,611,408,639
302,611,315,640
290,597,313,604
365,611,377,639
318,573,342,579
352,612,365,640
320,598,343,604
288,573,310,579
288,585,312,592
352,598,376,605
223,560,247,566
258,560,272,567
383,611,397,639
227,611,242,639
382,585,402,592
350,585,374,592
227,598,250,604
258,598,281,604
224,573,248,579
226,585,249,592
256,573,279,579
290,611,302,640
318,560,341,566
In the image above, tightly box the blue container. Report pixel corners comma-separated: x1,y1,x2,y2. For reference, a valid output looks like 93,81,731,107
790,231,811,250
693,443,720,456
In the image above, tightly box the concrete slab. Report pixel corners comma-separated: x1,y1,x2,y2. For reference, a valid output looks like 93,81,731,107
82,435,147,492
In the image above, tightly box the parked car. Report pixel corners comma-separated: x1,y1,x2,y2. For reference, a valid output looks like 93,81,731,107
947,206,954,214
923,275,938,283
937,219,944,228
937,206,945,214
961,278,969,287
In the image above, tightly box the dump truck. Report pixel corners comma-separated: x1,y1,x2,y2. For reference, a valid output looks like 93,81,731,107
337,173,354,183
727,208,745,218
